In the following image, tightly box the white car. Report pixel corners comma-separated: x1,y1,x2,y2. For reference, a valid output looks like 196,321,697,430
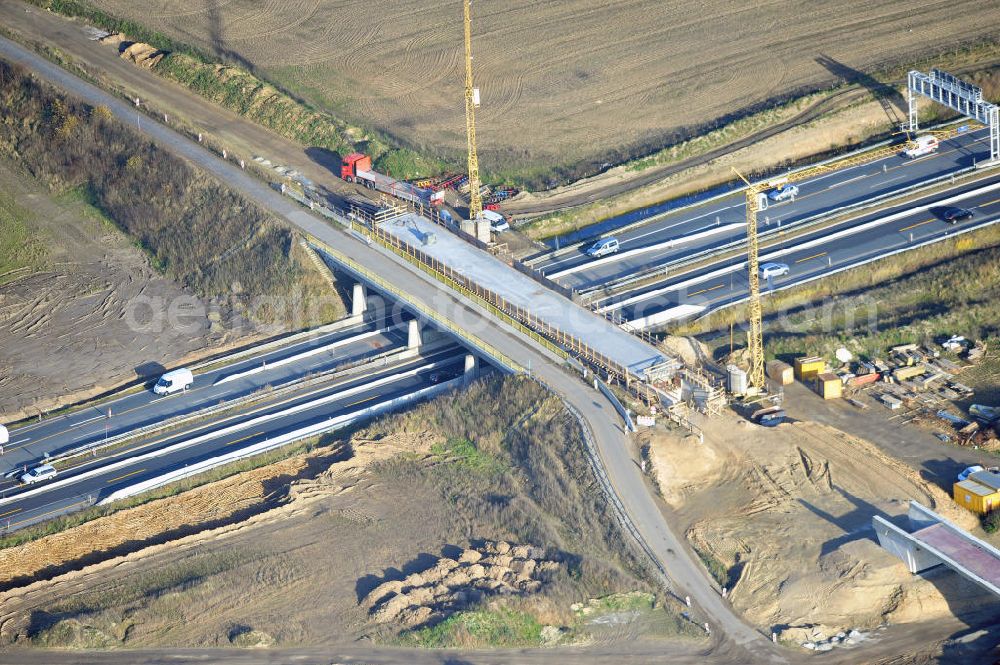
767,184,799,202
21,464,57,485
585,237,620,258
759,262,790,279
957,465,984,482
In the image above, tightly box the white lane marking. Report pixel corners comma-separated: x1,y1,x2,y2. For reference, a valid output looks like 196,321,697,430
874,175,905,187
624,205,738,244
68,414,104,428
826,174,868,189
10,438,30,444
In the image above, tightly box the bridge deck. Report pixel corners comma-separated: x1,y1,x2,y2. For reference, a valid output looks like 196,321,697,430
380,213,668,377
914,522,1000,588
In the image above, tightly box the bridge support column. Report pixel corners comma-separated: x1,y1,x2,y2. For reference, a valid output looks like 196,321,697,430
350,283,367,320
464,353,478,383
407,320,422,350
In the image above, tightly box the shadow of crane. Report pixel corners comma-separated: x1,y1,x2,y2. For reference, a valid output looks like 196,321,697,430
816,54,906,127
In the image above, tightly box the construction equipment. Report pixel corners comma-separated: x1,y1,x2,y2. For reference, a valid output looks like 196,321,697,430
340,153,444,207
731,121,980,392
463,0,483,220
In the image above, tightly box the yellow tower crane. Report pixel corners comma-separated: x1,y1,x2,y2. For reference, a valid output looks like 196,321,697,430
732,123,976,393
463,0,483,221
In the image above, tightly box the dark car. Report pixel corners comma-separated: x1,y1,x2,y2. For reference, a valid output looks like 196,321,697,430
942,207,974,224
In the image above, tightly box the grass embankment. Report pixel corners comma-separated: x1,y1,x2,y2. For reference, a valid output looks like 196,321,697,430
676,223,1000,364
24,0,447,181
0,191,47,285
369,376,696,647
0,57,342,325
521,47,1000,241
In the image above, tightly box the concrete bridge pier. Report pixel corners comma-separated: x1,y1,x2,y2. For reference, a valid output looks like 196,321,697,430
350,283,367,321
400,319,422,358
464,353,478,383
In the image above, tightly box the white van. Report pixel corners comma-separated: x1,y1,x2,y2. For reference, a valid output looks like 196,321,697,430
153,367,193,395
482,209,509,232
903,135,939,159
585,237,620,258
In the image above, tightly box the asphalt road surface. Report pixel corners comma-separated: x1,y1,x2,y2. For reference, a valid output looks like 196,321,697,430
0,319,409,475
6,30,987,661
601,173,1000,325
534,127,992,291
0,346,469,533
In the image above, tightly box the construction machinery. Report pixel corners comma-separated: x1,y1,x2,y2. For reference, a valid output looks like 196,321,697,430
340,153,444,207
732,119,983,393
463,0,483,221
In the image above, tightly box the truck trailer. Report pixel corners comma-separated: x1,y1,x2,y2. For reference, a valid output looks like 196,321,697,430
341,153,444,207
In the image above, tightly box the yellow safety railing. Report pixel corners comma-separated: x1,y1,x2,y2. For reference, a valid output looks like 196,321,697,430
307,235,525,374
334,215,635,382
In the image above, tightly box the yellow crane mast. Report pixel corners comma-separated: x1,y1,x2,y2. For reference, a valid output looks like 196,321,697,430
735,122,978,393
733,169,766,392
463,0,483,220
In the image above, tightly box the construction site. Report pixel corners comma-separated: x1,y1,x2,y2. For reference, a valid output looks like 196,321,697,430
0,1,998,664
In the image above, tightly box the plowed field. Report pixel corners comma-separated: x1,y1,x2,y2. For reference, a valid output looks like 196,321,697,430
91,0,1000,175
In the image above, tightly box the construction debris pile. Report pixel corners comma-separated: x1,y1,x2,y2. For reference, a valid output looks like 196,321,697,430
362,540,560,628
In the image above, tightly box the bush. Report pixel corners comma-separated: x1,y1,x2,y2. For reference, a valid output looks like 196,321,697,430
984,509,1000,534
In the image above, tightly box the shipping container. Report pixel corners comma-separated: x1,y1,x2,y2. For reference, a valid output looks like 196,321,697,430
795,356,825,381
815,372,843,399
766,360,793,385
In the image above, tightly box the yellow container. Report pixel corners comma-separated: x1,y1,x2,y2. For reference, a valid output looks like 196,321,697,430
815,372,842,400
795,356,825,381
954,478,1000,515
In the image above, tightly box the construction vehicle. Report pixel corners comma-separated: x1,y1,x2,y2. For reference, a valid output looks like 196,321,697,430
340,153,444,207
731,121,980,393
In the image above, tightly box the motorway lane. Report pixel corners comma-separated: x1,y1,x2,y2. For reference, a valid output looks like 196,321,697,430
0,347,471,533
0,34,781,658
535,128,991,289
609,177,1000,323
0,320,409,474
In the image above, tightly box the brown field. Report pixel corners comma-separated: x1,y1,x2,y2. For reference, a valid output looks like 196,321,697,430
89,0,1000,178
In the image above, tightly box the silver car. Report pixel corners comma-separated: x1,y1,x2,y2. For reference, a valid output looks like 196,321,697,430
759,262,790,279
21,464,57,485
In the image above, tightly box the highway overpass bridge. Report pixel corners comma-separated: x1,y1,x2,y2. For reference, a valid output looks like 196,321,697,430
874,501,1000,598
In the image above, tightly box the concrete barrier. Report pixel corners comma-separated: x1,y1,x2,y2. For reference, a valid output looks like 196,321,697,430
99,377,465,505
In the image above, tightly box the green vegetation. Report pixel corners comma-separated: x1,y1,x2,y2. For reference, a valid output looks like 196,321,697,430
29,549,255,647
0,191,46,284
430,437,508,476
0,57,301,320
692,545,729,587
984,509,1000,534
400,608,543,648
676,223,1000,363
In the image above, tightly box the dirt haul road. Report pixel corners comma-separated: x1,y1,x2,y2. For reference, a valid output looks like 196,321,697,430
0,32,783,663
85,0,1000,179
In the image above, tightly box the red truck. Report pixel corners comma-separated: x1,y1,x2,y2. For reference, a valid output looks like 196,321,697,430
340,153,444,207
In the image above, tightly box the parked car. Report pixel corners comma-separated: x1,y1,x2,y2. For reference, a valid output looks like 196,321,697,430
767,184,799,202
21,464,57,485
482,209,509,232
942,207,974,224
957,465,984,482
153,367,193,396
759,262,790,279
585,237,620,258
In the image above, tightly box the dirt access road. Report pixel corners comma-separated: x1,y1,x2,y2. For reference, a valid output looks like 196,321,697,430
86,0,1000,181
0,32,785,663
0,2,367,204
